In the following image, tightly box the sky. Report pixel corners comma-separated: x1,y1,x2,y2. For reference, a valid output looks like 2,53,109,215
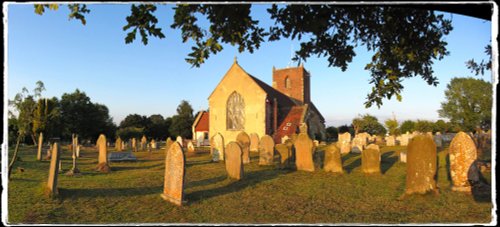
5,3,495,127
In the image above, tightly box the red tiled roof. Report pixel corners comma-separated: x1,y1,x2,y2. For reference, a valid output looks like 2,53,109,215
273,106,305,143
195,111,209,132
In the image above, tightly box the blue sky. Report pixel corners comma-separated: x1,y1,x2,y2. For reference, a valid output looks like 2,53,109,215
5,3,493,127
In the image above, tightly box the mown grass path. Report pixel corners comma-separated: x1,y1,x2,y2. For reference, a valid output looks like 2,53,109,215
6,144,493,224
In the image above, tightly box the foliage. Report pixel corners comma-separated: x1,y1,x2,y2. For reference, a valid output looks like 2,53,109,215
351,114,386,136
399,120,415,134
438,77,492,132
384,118,400,136
33,3,454,108
169,100,195,139
32,97,62,138
433,119,449,133
35,4,90,25
146,114,171,140
414,120,434,133
337,124,354,135
325,126,338,141
119,114,149,128
59,89,116,141
116,127,144,141
466,44,491,76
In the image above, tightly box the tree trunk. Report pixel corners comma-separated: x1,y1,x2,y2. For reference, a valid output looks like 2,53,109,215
31,133,37,146
8,136,22,180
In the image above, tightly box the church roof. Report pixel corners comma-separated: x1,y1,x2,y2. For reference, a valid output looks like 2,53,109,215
193,111,209,132
247,74,296,107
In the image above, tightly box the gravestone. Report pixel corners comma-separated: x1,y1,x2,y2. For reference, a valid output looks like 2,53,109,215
176,136,183,147
400,132,410,146
434,133,443,148
141,135,147,151
132,138,137,152
108,151,138,162
249,133,260,152
225,142,244,180
45,143,61,198
213,133,225,161
209,136,219,162
165,138,173,154
161,142,186,206
258,135,275,166
66,138,81,176
405,135,438,195
76,145,81,158
187,141,195,153
236,132,251,164
115,137,123,151
386,136,396,146
294,133,315,172
44,143,53,160
37,132,44,161
275,144,292,169
362,144,381,174
449,132,480,192
323,144,343,174
338,132,351,154
351,136,364,153
400,151,407,163
96,134,111,173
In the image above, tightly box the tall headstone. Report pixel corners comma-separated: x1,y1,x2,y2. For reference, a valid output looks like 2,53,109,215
151,139,157,150
294,133,315,172
275,144,292,169
323,144,343,174
37,132,44,161
45,143,60,197
236,132,251,164
161,142,186,206
249,133,260,152
176,136,183,147
449,132,480,192
400,151,407,163
362,144,381,174
405,135,438,195
225,141,244,180
351,136,364,153
96,134,111,173
338,132,351,154
115,137,123,151
400,132,410,146
141,135,147,151
213,133,225,161
132,138,137,152
258,135,275,166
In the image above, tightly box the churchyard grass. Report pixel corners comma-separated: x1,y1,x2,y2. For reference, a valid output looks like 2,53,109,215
7,143,492,224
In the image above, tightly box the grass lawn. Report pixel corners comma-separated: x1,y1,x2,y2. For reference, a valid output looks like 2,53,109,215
6,143,494,224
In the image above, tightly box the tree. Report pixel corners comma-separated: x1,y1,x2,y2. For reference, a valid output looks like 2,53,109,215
438,77,492,132
32,97,62,139
169,100,195,139
414,120,434,133
433,119,449,133
34,3,455,108
119,114,149,129
116,127,144,141
399,120,415,134
466,44,491,76
325,126,338,142
351,114,386,136
146,114,170,140
385,118,400,136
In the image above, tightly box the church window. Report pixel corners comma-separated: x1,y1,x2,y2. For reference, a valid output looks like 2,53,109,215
226,91,245,130
285,76,291,88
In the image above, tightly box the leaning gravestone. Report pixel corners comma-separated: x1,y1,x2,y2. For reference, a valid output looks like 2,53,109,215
275,144,292,169
213,133,225,161
323,144,343,174
236,132,251,164
37,132,44,161
449,132,480,192
225,141,244,180
258,135,275,166
362,144,381,174
338,132,351,154
249,133,260,153
404,135,438,195
161,142,186,206
96,134,111,173
45,143,61,198
294,133,315,172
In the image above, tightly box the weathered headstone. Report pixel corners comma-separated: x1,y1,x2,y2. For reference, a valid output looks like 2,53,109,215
132,138,137,152
115,137,123,151
323,144,343,174
96,134,111,173
399,132,410,146
165,138,173,153
66,138,80,176
275,144,292,169
294,133,315,172
187,141,195,153
176,136,183,147
386,135,396,146
108,151,138,162
404,135,438,195
37,132,44,161
338,132,351,154
400,151,407,163
351,136,364,153
362,144,381,174
141,135,147,151
236,132,251,164
151,139,157,150
161,142,186,206
45,143,61,197
258,135,275,166
434,133,443,148
213,133,225,161
449,132,480,192
249,133,260,152
225,142,244,180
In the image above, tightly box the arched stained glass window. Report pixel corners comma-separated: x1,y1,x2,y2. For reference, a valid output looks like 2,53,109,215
227,92,245,130
285,76,291,88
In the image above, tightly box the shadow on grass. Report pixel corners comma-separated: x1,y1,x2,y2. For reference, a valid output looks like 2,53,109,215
381,151,398,174
343,153,361,174
186,159,214,167
185,175,227,189
186,168,292,204
59,186,163,198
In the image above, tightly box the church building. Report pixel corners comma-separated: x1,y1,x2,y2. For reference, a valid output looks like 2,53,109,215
206,58,326,145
